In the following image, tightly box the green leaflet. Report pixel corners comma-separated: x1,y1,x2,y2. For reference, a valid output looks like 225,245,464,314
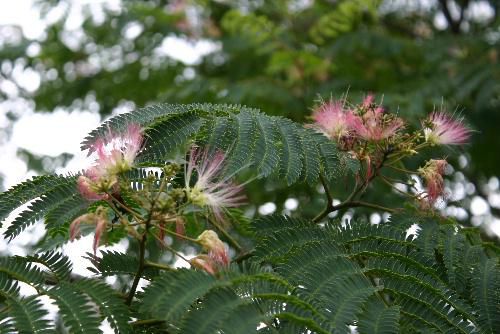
472,258,500,334
5,295,54,334
249,214,495,333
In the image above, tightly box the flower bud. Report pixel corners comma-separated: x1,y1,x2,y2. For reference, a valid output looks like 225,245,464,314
190,255,216,275
196,230,229,267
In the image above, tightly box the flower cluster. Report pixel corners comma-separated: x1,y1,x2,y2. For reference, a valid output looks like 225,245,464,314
311,95,472,210
71,124,144,253
69,208,108,255
422,112,471,146
185,147,246,223
190,230,229,275
311,95,404,148
70,125,246,260
78,124,144,200
418,159,448,206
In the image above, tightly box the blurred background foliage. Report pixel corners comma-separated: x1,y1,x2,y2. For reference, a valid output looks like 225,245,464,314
1,0,500,237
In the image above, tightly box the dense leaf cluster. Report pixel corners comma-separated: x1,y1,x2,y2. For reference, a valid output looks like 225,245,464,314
0,103,498,333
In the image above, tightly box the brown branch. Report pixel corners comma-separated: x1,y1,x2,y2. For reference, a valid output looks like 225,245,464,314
126,174,168,306
312,151,392,223
438,0,470,34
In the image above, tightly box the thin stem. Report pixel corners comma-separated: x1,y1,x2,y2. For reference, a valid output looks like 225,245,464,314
131,319,165,326
312,151,391,223
155,224,199,243
144,261,174,271
106,200,141,238
233,249,254,263
386,165,415,174
379,175,417,198
164,243,190,264
125,174,168,306
150,229,191,263
320,173,334,205
207,217,243,252
106,192,144,222
126,233,147,306
351,201,397,213
312,173,335,222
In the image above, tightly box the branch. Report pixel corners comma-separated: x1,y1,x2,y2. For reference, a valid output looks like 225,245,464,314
312,173,335,222
233,249,254,263
126,233,147,306
313,152,391,223
438,0,469,34
144,261,174,271
126,173,168,305
131,319,166,326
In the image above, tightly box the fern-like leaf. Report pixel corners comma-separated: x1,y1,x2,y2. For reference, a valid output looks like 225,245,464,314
4,177,79,240
0,257,45,287
357,297,400,334
46,283,102,334
472,258,500,333
0,175,76,226
86,251,159,279
25,251,72,282
73,279,131,334
6,295,54,334
140,269,218,322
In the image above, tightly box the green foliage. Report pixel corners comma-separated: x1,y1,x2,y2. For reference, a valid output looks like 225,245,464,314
0,174,84,242
86,250,159,279
81,103,346,184
310,0,379,44
0,104,349,254
246,214,498,333
0,252,131,334
472,259,500,333
0,101,499,332
3,295,53,334
1,0,500,332
47,283,103,334
25,251,73,282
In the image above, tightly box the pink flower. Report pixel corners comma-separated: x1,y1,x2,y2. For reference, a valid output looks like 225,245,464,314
185,147,246,222
190,255,217,275
312,100,356,141
190,230,230,275
351,108,404,141
175,216,186,237
77,124,143,200
196,230,229,267
69,210,109,255
91,123,144,175
77,175,107,201
361,94,375,108
418,159,448,206
423,112,471,145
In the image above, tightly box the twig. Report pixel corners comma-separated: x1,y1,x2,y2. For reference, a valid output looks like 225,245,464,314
379,175,417,198
126,174,168,305
312,173,335,222
125,232,147,306
154,224,199,243
144,261,174,271
131,319,166,326
312,151,392,223
233,249,254,263
106,192,144,222
150,230,191,263
386,164,415,174
106,199,141,238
